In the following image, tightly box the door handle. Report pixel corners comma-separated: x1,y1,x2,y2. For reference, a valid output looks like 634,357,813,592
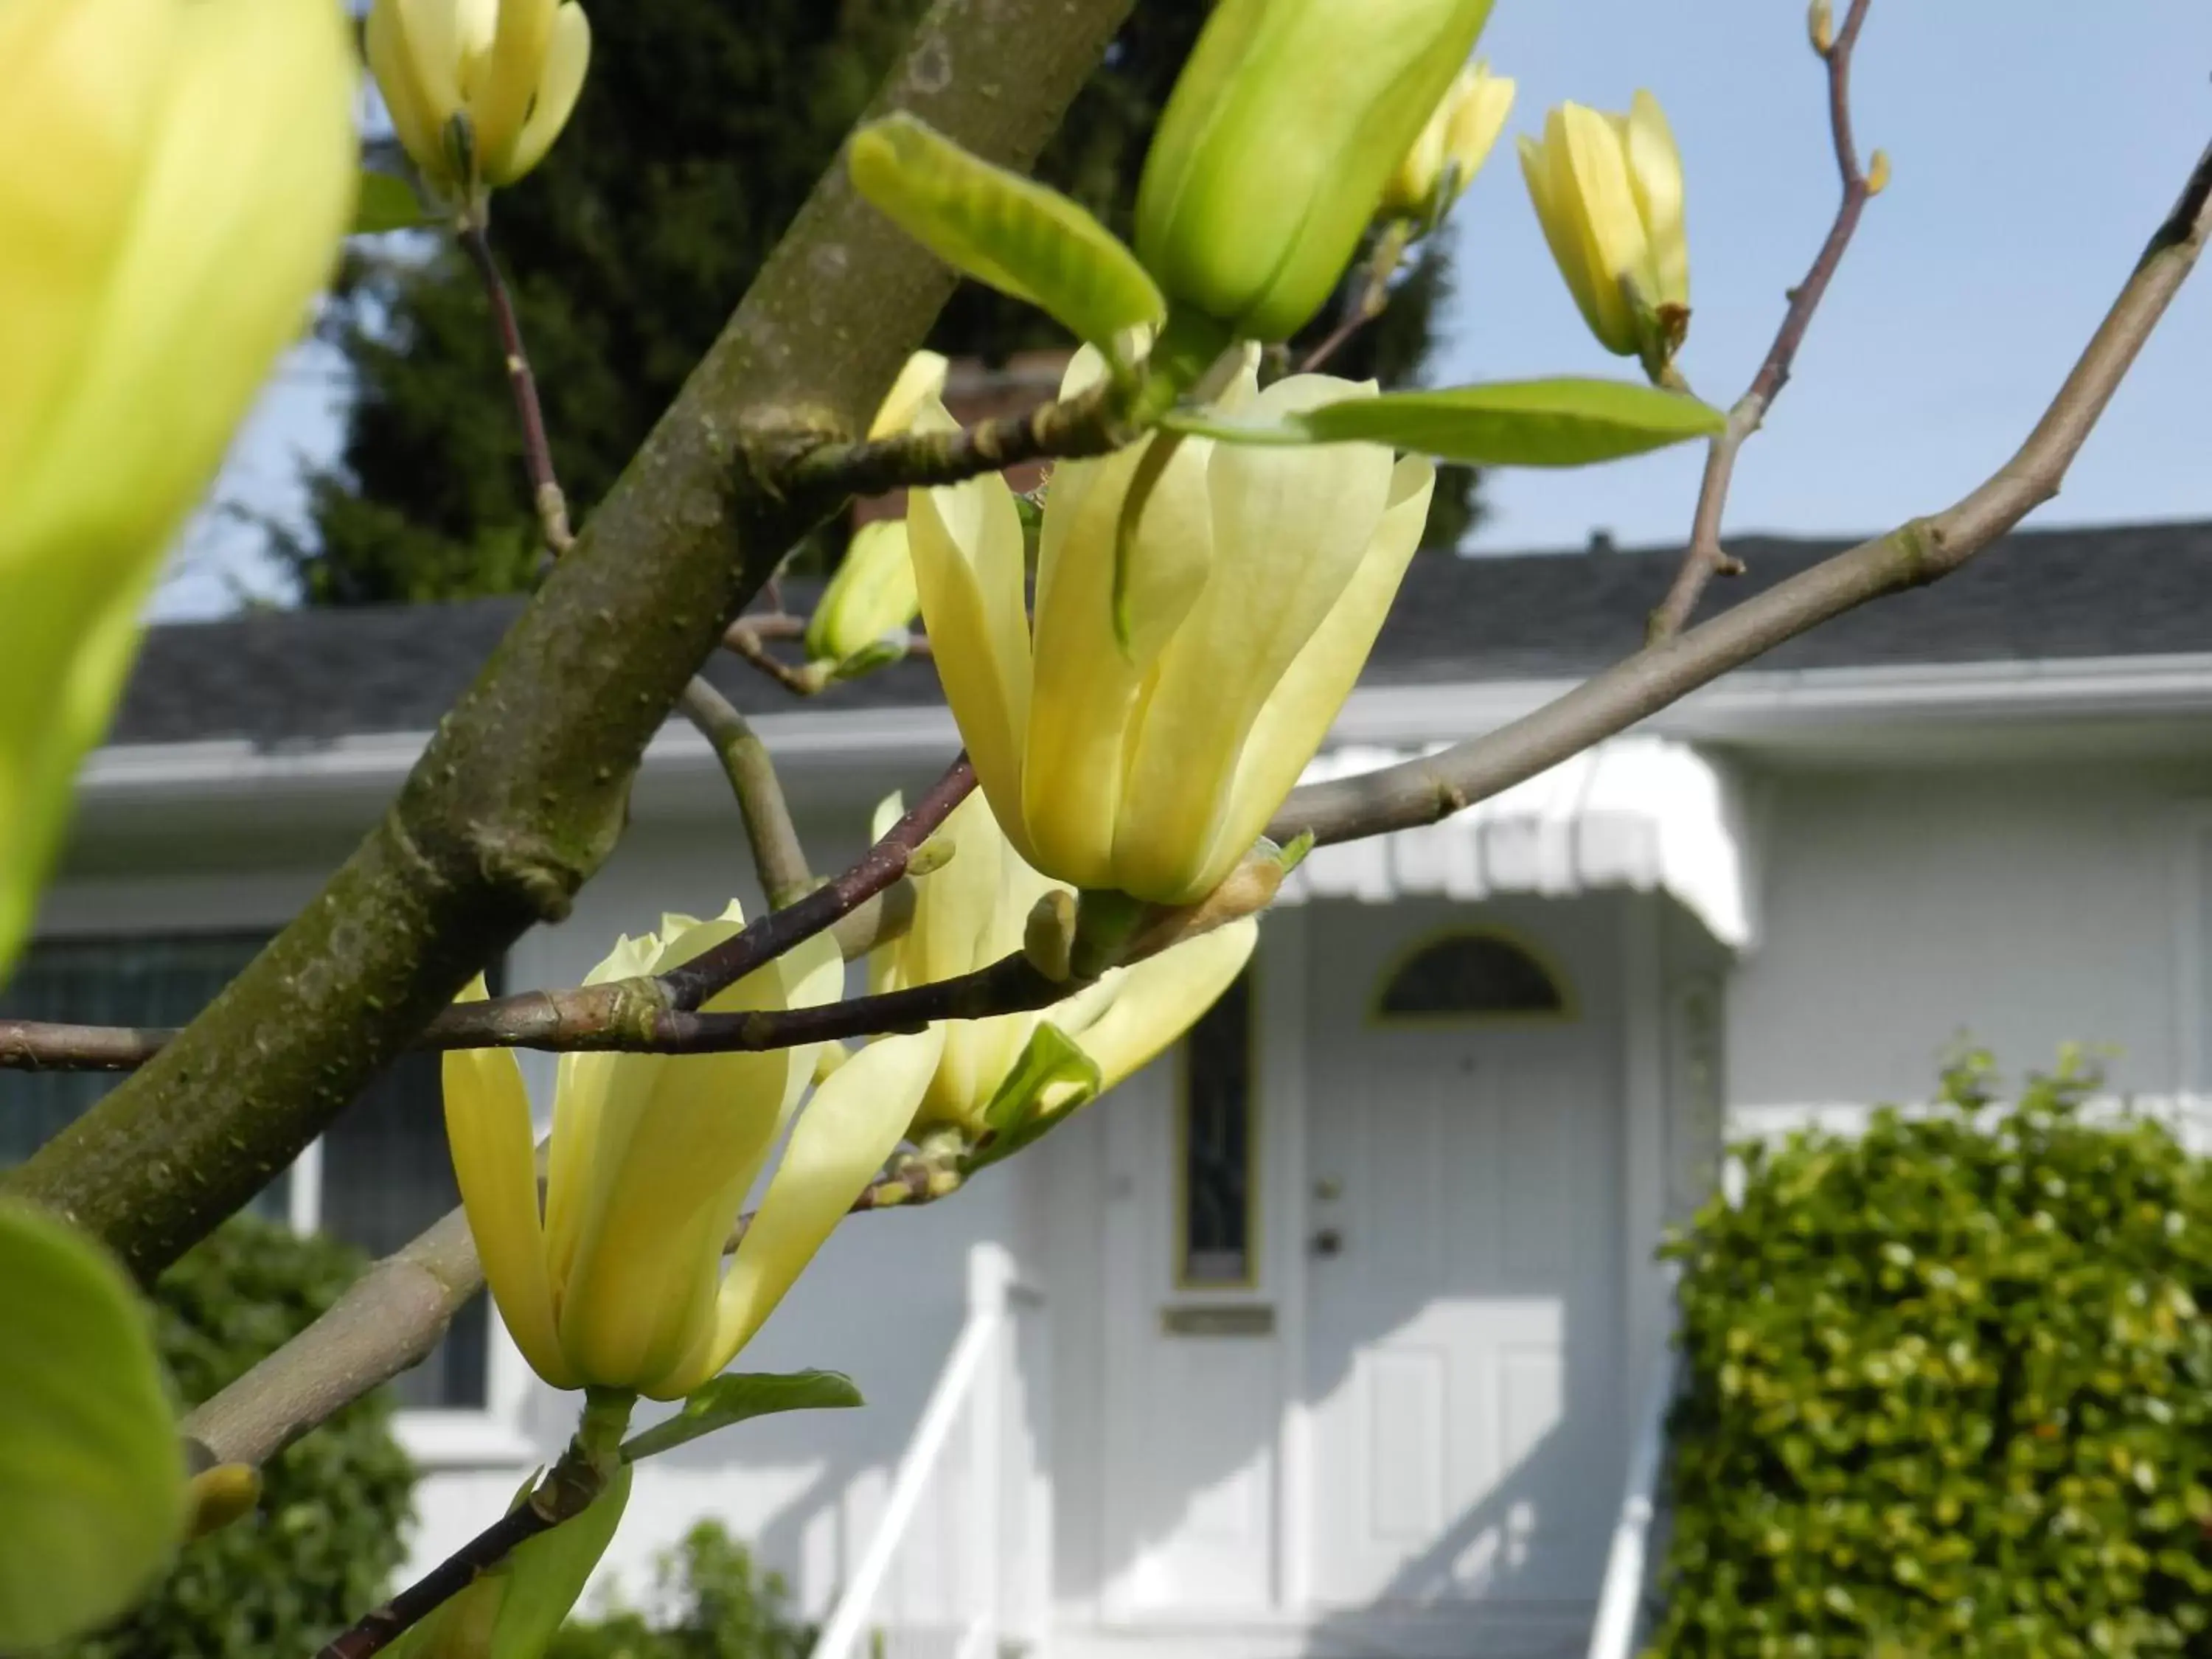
1310,1226,1344,1258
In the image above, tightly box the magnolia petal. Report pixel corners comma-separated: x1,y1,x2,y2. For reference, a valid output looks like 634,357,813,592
664,1026,947,1397
364,1,442,197
1624,88,1687,310
556,908,798,1391
443,977,574,1390
394,0,466,137
1197,454,1434,891
499,1,588,184
866,791,907,997
1445,70,1516,186
1023,431,1214,886
869,349,953,439
468,0,556,181
907,451,1035,861
1071,919,1257,1096
1557,102,1645,351
1110,376,1394,904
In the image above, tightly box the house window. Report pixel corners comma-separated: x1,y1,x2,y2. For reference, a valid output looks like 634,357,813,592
0,931,490,1412
1178,969,1254,1288
1374,929,1568,1020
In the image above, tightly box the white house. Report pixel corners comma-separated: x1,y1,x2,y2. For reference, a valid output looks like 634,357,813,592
15,519,2212,1659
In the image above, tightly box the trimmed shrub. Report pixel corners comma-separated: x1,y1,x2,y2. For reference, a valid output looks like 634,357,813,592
58,1218,416,1659
550,1523,813,1659
1652,1052,2212,1657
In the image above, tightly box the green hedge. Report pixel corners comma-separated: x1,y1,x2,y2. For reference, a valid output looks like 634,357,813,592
58,1218,416,1659
1652,1052,2212,1657
549,1522,812,1659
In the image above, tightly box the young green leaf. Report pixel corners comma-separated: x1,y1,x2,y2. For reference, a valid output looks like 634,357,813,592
353,169,428,234
966,1021,1103,1172
848,114,1166,355
383,1467,631,1659
619,1371,863,1464
0,1203,185,1650
1292,378,1726,465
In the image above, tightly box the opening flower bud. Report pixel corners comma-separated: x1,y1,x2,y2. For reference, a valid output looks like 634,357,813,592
365,0,591,215
1134,0,1497,342
1518,90,1690,381
1381,61,1517,226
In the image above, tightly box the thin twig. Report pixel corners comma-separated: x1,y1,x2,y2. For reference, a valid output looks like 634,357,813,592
723,614,824,695
1300,220,1412,374
1279,131,2212,847
0,762,978,1075
658,756,973,1007
782,376,1130,498
315,1393,625,1659
1647,0,1878,641
458,222,573,555
676,677,813,907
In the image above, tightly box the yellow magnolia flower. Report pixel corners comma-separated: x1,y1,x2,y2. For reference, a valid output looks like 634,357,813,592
365,0,591,214
802,352,947,672
1381,63,1517,223
444,911,945,1400
908,355,1434,907
1518,91,1689,377
0,0,352,971
869,791,1257,1138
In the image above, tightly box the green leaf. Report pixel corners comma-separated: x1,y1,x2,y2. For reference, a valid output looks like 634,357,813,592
1293,379,1727,465
966,1021,1103,1172
849,114,1165,355
353,169,428,235
619,1371,863,1464
0,1202,185,1650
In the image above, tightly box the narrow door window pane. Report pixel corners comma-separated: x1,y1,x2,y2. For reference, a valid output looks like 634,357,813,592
1180,970,1254,1287
320,1047,490,1411
0,933,291,1220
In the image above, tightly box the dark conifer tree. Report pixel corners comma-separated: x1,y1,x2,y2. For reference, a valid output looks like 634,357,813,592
297,1,1477,604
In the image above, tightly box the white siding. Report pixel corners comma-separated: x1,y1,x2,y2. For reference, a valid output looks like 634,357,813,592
1727,757,2211,1136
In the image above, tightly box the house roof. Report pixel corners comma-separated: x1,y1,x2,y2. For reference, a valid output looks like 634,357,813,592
110,518,2212,749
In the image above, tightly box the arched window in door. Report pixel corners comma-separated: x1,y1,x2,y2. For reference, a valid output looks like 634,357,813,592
1373,928,1571,1021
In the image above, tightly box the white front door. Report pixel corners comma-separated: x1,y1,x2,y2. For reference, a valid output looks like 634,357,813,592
1302,901,1624,1612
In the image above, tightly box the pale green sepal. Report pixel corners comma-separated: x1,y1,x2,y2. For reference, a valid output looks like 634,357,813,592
353,169,429,234
1294,378,1725,465
0,1202,185,1651
965,1022,1102,1172
619,1371,863,1464
849,113,1166,353
824,638,908,684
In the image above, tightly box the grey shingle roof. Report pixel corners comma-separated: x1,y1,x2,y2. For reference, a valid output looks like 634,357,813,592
110,518,2212,748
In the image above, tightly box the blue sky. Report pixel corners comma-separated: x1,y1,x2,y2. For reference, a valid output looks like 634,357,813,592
159,2,2212,617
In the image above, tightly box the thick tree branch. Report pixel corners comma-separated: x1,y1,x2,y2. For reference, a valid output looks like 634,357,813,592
677,677,814,906
0,0,1140,1281
1276,132,2212,848
1648,0,1878,641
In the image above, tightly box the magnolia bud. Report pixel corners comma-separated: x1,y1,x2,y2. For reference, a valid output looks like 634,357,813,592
1380,61,1517,225
1135,0,1497,341
1518,91,1690,379
364,0,591,215
805,520,920,671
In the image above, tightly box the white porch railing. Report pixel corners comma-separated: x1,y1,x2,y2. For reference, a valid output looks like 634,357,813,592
811,1242,1050,1659
1585,1346,1681,1659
